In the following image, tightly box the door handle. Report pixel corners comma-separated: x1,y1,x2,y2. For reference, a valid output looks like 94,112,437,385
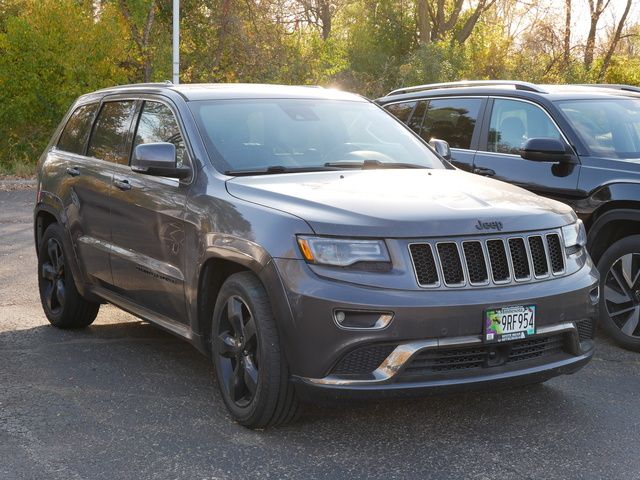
473,167,496,177
65,166,80,177
114,179,131,191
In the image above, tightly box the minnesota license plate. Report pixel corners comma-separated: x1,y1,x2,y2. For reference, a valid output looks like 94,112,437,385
485,305,536,343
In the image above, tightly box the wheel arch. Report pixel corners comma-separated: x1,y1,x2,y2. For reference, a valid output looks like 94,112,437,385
195,253,261,357
34,206,60,256
587,206,640,263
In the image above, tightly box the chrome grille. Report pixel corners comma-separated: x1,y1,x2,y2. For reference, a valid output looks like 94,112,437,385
409,232,565,288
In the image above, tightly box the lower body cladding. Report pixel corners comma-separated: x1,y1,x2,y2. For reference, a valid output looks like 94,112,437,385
262,257,600,400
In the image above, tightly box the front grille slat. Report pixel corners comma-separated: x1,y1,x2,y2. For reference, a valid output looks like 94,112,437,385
436,242,465,286
487,239,511,282
529,235,550,277
409,229,566,289
463,241,489,284
508,238,531,280
546,234,565,274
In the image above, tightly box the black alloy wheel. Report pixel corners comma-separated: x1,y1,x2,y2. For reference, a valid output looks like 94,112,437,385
211,272,299,428
216,295,259,408
37,223,99,328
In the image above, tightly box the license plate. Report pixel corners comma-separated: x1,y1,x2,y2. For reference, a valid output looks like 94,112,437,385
485,305,535,343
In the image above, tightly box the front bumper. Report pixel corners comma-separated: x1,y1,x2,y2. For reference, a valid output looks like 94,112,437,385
292,323,593,401
260,255,599,395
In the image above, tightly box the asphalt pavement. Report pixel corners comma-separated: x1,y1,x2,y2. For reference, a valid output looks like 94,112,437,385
1,187,639,480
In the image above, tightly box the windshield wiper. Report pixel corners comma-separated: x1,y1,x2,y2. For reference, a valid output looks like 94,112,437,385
323,160,429,169
225,165,340,176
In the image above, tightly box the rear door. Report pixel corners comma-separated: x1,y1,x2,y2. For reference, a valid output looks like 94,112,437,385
383,97,486,172
79,99,138,286
108,98,190,323
473,97,580,201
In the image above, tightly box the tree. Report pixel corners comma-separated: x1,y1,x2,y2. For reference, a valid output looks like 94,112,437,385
416,0,498,44
584,0,611,70
598,0,633,80
0,0,130,168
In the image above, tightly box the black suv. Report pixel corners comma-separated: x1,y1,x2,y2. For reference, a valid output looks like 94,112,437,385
35,83,598,427
377,80,640,351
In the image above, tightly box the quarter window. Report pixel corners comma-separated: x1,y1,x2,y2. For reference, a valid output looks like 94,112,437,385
384,101,416,123
57,103,99,155
87,101,137,164
407,101,428,134
133,101,187,167
488,99,561,154
420,98,483,149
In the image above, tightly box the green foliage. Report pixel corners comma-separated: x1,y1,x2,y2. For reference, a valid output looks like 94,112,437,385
0,0,130,171
1,0,640,175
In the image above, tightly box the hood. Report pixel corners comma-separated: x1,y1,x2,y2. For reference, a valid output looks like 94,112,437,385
226,169,576,238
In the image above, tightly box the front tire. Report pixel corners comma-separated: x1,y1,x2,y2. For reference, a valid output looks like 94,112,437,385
597,235,640,351
38,223,99,329
211,272,299,428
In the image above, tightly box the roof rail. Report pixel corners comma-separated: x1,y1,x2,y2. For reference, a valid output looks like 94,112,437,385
95,82,175,92
386,80,547,97
577,83,640,93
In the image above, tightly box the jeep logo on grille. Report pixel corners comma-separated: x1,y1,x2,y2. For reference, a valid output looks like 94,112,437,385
476,220,503,231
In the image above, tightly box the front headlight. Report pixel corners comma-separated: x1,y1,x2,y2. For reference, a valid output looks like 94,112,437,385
561,219,587,249
297,236,390,267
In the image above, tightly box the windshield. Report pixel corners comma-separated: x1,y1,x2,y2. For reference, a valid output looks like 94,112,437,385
189,98,445,173
557,98,640,158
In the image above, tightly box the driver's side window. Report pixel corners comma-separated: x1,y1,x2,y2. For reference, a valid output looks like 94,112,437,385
487,99,561,155
133,101,187,167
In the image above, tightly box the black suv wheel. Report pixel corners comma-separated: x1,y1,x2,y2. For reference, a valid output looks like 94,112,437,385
38,224,100,328
211,272,299,428
598,235,640,351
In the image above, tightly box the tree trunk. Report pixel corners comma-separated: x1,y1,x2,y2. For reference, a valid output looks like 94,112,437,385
598,0,633,81
319,0,331,39
118,0,156,82
584,0,611,70
416,0,431,45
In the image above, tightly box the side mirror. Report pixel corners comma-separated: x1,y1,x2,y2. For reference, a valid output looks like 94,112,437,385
520,138,574,163
429,138,451,161
131,142,191,179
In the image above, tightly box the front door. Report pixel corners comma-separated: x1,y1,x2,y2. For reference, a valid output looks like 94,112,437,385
473,98,581,202
108,100,189,323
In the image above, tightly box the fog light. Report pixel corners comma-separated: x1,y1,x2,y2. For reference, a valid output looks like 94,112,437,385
333,310,394,330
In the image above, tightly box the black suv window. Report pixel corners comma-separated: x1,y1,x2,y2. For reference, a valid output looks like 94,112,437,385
133,101,187,167
57,103,99,155
384,101,416,123
87,101,137,164
487,99,561,155
420,98,483,149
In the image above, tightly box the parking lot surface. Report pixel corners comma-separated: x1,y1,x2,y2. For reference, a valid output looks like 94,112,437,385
1,188,639,480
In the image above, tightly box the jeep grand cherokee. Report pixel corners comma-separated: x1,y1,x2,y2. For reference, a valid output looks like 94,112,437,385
35,83,599,427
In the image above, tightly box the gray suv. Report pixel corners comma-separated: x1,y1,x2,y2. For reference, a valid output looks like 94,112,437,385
35,83,599,427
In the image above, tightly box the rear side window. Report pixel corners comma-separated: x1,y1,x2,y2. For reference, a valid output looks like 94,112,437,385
133,101,187,167
420,98,483,149
57,103,99,155
384,101,416,123
87,101,137,164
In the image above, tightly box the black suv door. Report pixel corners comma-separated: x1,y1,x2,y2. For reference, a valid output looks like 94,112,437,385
473,98,581,201
108,98,189,324
384,97,486,172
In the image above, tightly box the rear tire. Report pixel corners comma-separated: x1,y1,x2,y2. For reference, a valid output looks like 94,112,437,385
597,235,640,352
38,223,99,329
211,272,299,428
